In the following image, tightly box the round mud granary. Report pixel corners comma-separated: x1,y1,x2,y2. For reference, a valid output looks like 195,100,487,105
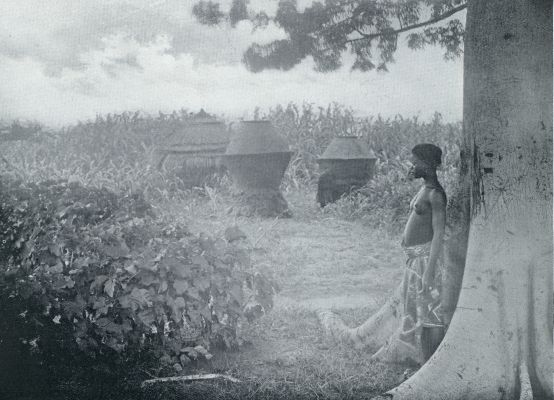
223,120,292,217
316,136,376,207
156,114,229,187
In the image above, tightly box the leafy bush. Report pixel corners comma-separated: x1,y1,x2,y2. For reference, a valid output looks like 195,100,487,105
0,175,275,397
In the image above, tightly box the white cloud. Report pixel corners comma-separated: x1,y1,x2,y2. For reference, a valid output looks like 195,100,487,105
0,32,462,127
0,0,463,127
0,0,287,69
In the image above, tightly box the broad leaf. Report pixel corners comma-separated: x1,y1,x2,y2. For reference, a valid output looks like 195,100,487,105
104,278,116,298
173,280,189,295
90,275,109,292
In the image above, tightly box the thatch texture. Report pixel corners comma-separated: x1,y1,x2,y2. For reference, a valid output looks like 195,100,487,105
319,135,376,160
316,168,370,206
316,137,377,206
227,188,292,218
156,117,230,187
317,158,377,180
223,152,292,189
226,120,289,155
161,122,229,150
223,120,293,217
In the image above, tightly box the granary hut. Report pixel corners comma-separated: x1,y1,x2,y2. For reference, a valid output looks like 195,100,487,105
156,111,230,187
222,120,293,217
316,136,376,207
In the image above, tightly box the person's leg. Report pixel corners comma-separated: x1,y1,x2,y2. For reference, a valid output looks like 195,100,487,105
421,327,445,361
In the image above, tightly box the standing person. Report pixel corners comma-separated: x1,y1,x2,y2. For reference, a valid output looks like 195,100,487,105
372,143,447,364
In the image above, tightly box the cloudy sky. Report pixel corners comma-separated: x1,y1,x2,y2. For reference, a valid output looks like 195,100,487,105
0,0,464,127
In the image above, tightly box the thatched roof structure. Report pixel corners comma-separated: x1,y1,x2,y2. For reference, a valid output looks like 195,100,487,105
155,111,230,187
157,113,229,155
225,120,289,156
318,136,376,160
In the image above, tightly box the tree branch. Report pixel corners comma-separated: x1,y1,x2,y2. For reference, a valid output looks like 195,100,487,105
346,3,467,44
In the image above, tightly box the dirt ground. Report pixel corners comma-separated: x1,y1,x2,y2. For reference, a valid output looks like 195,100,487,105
147,188,409,399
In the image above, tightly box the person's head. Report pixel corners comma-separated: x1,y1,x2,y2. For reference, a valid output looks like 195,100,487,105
407,143,442,180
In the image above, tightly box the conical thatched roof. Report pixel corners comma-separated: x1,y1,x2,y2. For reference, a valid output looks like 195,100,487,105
319,136,376,160
225,120,290,156
158,116,229,154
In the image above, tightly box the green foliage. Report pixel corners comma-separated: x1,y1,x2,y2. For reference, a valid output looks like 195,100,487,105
0,105,462,397
0,110,218,201
263,103,461,232
321,159,418,233
268,103,360,187
192,0,467,72
1,103,461,234
229,0,249,27
325,162,460,235
0,120,45,141
0,176,276,394
266,103,459,176
192,1,226,25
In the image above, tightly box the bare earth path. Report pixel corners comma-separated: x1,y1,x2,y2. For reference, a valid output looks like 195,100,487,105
183,189,405,313
156,189,408,398
260,215,404,312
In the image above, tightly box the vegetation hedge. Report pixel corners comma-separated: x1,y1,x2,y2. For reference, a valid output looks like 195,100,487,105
266,103,461,232
1,102,461,231
0,110,206,201
0,105,462,397
0,175,275,399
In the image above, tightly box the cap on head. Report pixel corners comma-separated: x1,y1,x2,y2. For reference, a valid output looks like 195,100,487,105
411,143,442,169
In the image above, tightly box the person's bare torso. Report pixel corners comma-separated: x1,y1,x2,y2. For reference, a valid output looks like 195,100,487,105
402,186,438,247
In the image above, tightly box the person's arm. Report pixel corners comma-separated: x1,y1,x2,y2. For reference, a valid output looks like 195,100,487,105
422,190,446,293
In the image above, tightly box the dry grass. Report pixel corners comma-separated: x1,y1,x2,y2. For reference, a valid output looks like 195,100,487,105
131,188,410,400
0,107,460,399
2,186,409,400
138,305,405,400
53,309,404,400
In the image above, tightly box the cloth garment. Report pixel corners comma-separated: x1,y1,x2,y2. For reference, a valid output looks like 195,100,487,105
401,242,444,330
371,242,445,365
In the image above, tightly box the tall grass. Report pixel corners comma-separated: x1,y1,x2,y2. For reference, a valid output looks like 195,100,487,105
265,103,460,188
1,104,461,232
0,110,208,202
265,103,461,232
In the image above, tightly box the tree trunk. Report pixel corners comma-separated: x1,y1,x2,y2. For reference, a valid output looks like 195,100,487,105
387,0,553,399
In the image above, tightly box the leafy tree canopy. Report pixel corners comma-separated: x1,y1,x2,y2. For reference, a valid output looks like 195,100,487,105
193,0,466,72
229,0,250,27
192,1,226,25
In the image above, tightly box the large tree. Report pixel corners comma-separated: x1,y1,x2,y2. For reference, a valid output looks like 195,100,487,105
194,1,553,399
